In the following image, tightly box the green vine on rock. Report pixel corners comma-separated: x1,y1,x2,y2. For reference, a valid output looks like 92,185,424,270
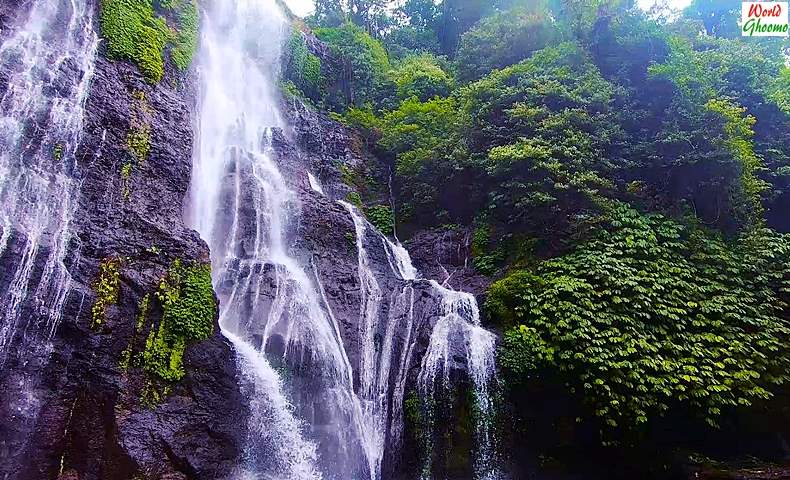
99,0,171,83
142,260,216,385
705,98,769,226
91,258,121,328
364,204,394,236
170,0,198,71
122,90,152,199
99,0,199,83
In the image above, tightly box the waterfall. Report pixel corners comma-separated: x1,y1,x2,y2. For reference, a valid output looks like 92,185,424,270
190,1,375,478
0,0,97,365
342,203,503,480
190,1,503,478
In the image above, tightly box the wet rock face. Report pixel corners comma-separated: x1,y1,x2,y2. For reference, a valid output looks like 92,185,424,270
404,228,492,298
272,98,488,477
0,53,246,480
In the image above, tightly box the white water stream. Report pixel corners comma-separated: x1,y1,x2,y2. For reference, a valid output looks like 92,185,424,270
0,0,97,365
189,1,502,479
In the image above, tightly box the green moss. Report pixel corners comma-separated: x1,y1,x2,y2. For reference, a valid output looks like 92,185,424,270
364,204,394,236
127,123,151,161
346,191,363,208
121,162,133,200
99,0,171,83
127,90,151,163
99,0,198,82
170,0,198,71
53,143,64,161
91,258,121,328
141,260,216,384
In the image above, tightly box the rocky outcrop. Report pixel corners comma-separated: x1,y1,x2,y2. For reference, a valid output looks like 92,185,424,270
0,32,245,480
274,98,495,479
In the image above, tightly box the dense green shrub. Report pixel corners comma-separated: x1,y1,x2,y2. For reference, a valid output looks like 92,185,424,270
384,26,441,60
365,204,394,236
491,205,790,434
100,0,170,82
143,260,216,382
315,22,391,107
390,54,454,102
455,7,562,82
285,30,325,102
460,42,619,238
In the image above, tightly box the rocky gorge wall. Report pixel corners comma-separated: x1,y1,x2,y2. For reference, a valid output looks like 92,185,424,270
0,0,502,478
0,1,245,477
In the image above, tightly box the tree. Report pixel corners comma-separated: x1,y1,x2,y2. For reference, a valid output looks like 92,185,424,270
455,5,562,82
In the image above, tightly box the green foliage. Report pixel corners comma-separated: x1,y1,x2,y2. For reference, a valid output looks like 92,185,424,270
470,223,504,276
705,98,768,224
169,0,199,71
377,96,474,225
285,30,325,102
769,67,790,114
682,0,741,38
143,260,216,383
492,204,790,434
99,0,171,82
455,6,562,82
364,204,394,236
127,90,152,162
461,42,619,235
390,54,454,102
315,22,391,106
384,26,441,60
127,124,151,161
119,293,151,372
333,105,381,144
53,143,63,161
121,162,133,200
91,258,121,328
99,0,198,82
345,191,363,208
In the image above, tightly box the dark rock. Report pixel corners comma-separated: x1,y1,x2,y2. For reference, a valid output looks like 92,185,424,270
0,35,245,480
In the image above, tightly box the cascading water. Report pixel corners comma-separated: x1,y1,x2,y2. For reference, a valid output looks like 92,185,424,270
0,0,97,365
343,203,503,480
190,1,375,478
190,1,503,478
0,0,97,471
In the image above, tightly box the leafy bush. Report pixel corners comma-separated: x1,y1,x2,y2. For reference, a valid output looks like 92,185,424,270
365,204,394,236
285,30,325,102
390,54,454,102
491,205,790,434
315,22,391,107
455,7,562,82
